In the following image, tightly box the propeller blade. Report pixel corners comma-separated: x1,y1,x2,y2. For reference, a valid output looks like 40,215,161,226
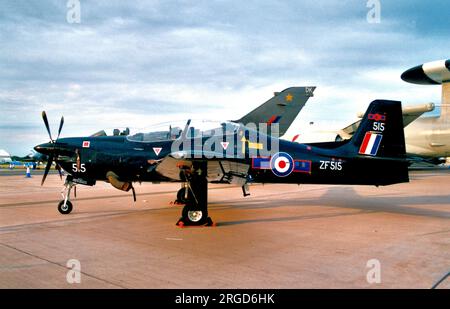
74,186,77,198
56,116,64,140
41,155,54,186
55,162,63,180
42,111,53,142
131,185,136,202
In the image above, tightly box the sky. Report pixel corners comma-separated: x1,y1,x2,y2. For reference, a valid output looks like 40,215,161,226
0,0,449,155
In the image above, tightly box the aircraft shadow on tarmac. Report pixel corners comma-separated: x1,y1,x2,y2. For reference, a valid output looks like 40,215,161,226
211,187,450,226
216,209,376,227
4,187,447,228
408,169,450,180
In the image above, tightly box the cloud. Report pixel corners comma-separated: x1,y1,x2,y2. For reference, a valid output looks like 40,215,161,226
0,0,449,154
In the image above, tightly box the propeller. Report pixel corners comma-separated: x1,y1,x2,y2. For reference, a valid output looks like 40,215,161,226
55,163,63,180
40,111,65,186
42,111,53,142
41,154,54,186
57,116,64,140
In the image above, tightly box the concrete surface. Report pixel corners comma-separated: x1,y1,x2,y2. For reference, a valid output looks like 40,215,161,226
0,170,449,288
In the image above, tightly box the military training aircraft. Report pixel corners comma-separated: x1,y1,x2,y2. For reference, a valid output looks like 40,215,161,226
34,88,409,226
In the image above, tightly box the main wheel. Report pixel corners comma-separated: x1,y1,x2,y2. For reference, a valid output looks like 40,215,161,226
58,200,73,214
181,204,208,225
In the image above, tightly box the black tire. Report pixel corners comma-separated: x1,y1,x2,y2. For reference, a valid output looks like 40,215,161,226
58,200,73,214
181,204,208,225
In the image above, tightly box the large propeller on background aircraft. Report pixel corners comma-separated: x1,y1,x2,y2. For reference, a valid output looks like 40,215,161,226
40,111,64,186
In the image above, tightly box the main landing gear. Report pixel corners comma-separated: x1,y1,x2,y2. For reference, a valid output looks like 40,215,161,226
58,178,76,214
175,183,190,205
176,162,214,227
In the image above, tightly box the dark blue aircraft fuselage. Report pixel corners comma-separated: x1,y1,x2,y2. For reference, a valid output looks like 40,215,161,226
35,132,408,187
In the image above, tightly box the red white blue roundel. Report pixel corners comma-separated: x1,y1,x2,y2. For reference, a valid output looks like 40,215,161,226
270,152,294,177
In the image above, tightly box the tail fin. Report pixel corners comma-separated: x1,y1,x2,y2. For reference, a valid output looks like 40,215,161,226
235,86,315,137
351,100,406,158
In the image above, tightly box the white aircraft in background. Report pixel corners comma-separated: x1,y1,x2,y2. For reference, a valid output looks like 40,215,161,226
400,59,450,163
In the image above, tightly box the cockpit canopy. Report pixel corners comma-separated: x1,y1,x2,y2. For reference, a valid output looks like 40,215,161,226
126,120,241,143
126,127,183,142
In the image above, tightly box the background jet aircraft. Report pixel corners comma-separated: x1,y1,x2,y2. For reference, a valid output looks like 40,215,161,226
34,98,409,226
332,59,450,165
234,86,315,136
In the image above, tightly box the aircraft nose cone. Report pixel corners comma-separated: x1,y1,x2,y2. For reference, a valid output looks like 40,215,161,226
400,65,437,85
34,142,53,155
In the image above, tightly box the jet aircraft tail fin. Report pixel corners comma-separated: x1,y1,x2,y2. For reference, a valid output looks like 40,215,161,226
234,86,315,137
350,100,406,159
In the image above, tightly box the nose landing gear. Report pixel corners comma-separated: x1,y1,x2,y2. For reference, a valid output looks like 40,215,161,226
58,179,76,214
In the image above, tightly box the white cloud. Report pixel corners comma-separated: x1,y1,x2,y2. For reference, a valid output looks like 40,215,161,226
0,0,449,155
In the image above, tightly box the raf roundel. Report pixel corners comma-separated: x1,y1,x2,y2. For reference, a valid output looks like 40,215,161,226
270,152,294,177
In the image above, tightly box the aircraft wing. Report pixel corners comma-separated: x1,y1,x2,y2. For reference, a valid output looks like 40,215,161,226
154,119,250,185
155,152,250,185
337,103,435,140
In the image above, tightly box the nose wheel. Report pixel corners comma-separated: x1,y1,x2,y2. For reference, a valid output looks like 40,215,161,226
58,179,76,214
58,200,73,214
